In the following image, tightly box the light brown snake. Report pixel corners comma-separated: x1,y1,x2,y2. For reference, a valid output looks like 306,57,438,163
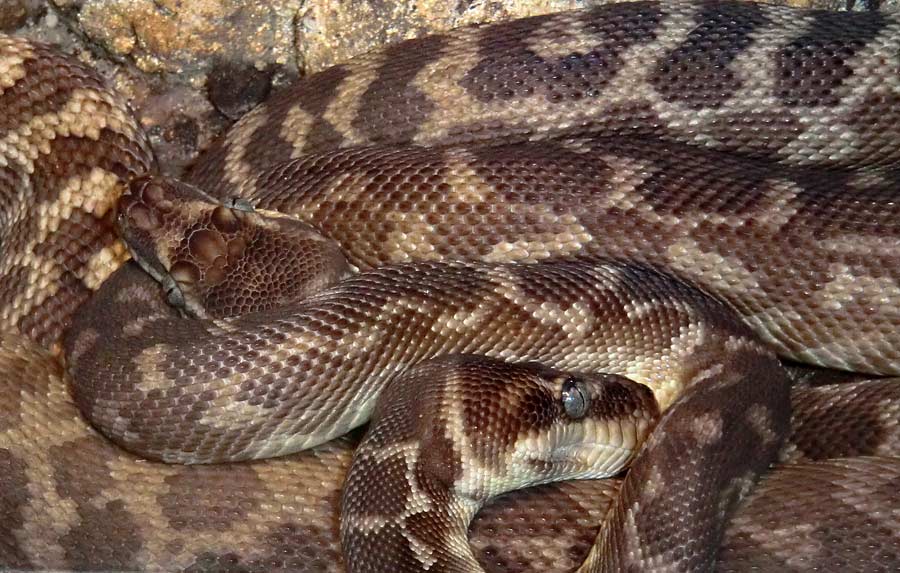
1,1,899,571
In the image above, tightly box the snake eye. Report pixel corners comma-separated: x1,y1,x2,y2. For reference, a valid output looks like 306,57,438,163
165,282,186,309
561,377,590,419
227,197,255,212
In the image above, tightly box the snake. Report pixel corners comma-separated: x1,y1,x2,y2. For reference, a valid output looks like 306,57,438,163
1,0,899,571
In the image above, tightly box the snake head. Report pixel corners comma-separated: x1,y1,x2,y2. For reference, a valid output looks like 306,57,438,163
357,356,660,502
502,366,661,485
116,175,352,319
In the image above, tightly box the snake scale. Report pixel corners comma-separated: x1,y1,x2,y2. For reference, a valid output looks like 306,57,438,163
1,1,899,571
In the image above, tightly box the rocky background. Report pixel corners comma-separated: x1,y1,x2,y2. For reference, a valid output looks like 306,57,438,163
3,0,896,176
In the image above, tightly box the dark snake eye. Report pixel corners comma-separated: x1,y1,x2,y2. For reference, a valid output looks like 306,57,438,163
561,377,590,419
165,282,186,309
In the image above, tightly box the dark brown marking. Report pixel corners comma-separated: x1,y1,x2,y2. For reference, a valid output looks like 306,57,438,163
413,419,463,495
460,2,663,104
652,1,770,108
15,265,94,348
0,449,31,569
848,91,900,167
790,382,896,460
160,465,264,531
351,35,446,144
60,499,143,570
345,452,417,521
345,523,422,572
48,438,143,569
0,45,104,138
775,9,887,107
183,552,253,573
31,128,152,206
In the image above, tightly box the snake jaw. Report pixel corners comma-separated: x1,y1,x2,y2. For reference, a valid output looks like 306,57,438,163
513,415,653,485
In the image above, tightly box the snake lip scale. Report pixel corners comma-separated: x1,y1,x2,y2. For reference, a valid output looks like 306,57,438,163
1,1,899,571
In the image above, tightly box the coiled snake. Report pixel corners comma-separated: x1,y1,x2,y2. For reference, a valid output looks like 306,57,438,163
1,1,899,571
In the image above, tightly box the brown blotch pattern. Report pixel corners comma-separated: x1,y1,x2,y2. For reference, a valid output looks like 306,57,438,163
160,465,265,531
0,449,30,569
351,35,447,144
461,3,663,105
49,439,143,569
775,10,887,108
651,1,770,108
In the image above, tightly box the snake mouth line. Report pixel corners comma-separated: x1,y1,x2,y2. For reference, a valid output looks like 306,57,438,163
524,441,639,478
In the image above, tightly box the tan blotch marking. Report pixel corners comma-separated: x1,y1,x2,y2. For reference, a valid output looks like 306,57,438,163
782,17,900,165
280,103,317,160
532,300,596,337
623,504,654,569
432,303,493,336
745,403,778,448
121,316,168,338
410,35,526,143
133,344,179,393
101,456,184,563
67,328,100,366
526,15,595,61
730,515,823,567
665,238,765,298
590,7,697,129
691,363,725,387
744,178,801,228
443,381,499,500
642,322,706,410
60,168,123,217
845,169,893,190
640,462,667,502
114,283,160,306
223,105,271,193
0,38,34,91
443,149,491,204
381,213,439,262
83,242,130,290
816,264,900,313
348,444,438,534
0,256,62,330
690,411,724,447
483,218,592,263
1,168,124,284
717,470,759,523
26,88,135,154
595,153,662,211
18,457,81,566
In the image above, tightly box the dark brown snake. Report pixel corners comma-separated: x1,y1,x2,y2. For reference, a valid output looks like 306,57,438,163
1,1,899,571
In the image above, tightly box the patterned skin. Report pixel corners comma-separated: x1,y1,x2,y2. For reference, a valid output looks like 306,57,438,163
0,1,899,571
